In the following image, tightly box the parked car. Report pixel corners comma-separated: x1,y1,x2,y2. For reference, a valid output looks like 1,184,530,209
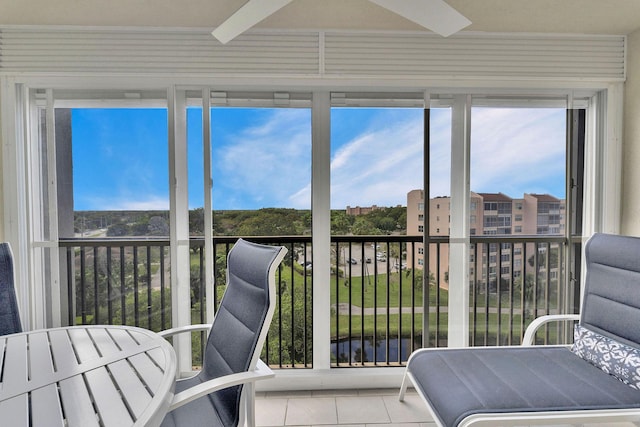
348,258,357,265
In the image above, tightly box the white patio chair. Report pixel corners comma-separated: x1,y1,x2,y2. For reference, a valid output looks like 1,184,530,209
160,239,287,427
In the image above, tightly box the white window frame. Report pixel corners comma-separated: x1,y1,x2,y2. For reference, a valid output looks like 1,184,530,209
0,75,623,389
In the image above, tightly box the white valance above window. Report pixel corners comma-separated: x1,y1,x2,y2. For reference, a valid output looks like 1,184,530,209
0,28,626,83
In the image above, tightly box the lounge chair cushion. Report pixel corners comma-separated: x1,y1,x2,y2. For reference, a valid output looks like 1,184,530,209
572,324,640,390
408,346,640,427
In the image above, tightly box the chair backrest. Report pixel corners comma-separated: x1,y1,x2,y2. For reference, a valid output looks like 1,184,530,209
0,243,22,335
199,239,286,427
582,233,640,347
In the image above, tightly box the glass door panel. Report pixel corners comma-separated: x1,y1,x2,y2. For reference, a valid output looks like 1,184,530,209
469,105,567,346
329,105,426,365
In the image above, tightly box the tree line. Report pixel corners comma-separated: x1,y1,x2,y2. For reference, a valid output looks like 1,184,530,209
75,206,408,237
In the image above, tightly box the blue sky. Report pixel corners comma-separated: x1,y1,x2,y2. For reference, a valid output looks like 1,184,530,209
71,106,566,211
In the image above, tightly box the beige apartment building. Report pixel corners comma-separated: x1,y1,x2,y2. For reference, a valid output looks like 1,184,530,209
406,189,565,291
345,205,382,216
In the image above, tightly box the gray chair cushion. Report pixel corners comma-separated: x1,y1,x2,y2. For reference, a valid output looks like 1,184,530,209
408,347,640,427
160,375,226,427
581,233,640,347
161,239,283,427
0,243,22,336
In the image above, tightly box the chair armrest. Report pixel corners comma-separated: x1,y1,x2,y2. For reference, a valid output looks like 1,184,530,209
168,359,274,412
522,314,580,346
157,324,212,338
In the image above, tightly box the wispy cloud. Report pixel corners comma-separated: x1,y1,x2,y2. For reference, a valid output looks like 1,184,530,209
330,110,424,208
470,108,566,198
212,109,312,209
428,108,452,198
211,106,566,211
327,107,565,208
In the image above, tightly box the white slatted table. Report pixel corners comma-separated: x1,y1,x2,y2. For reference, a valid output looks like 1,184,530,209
0,325,176,427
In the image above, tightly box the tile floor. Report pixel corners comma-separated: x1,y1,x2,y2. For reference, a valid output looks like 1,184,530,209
255,388,639,427
255,388,434,427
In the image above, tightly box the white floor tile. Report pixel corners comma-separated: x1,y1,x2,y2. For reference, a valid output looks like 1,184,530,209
256,390,639,427
256,397,288,427
286,397,338,425
366,424,426,427
382,394,433,424
313,389,359,397
336,396,391,424
316,425,365,427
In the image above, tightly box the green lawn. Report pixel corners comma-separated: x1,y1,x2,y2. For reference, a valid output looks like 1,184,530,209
330,271,448,308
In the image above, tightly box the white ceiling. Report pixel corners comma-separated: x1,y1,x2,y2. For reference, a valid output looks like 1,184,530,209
1,0,639,36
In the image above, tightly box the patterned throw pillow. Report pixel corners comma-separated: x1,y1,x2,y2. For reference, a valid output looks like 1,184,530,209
572,324,640,390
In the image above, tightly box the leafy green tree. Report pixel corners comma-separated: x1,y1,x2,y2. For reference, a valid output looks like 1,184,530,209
351,217,381,235
366,206,407,233
397,210,407,230
110,288,170,332
107,221,129,236
237,208,307,236
376,217,397,232
189,208,205,236
263,268,312,366
331,211,354,235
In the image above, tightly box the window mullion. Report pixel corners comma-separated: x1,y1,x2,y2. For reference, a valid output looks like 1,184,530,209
422,92,431,347
169,86,192,373
202,88,214,325
312,91,331,370
448,94,471,347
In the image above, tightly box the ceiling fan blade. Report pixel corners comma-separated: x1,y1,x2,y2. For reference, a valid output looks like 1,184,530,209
212,0,294,44
369,0,471,37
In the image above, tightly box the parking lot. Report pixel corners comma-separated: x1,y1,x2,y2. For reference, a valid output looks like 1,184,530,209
300,243,405,278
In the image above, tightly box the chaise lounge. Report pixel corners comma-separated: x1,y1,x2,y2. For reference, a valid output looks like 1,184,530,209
399,233,640,427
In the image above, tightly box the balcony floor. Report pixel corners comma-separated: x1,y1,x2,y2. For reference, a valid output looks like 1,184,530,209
255,388,638,427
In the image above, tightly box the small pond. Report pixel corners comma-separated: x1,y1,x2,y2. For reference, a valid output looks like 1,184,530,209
331,337,420,364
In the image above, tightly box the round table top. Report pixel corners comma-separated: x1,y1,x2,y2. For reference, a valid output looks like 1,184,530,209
0,325,177,427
